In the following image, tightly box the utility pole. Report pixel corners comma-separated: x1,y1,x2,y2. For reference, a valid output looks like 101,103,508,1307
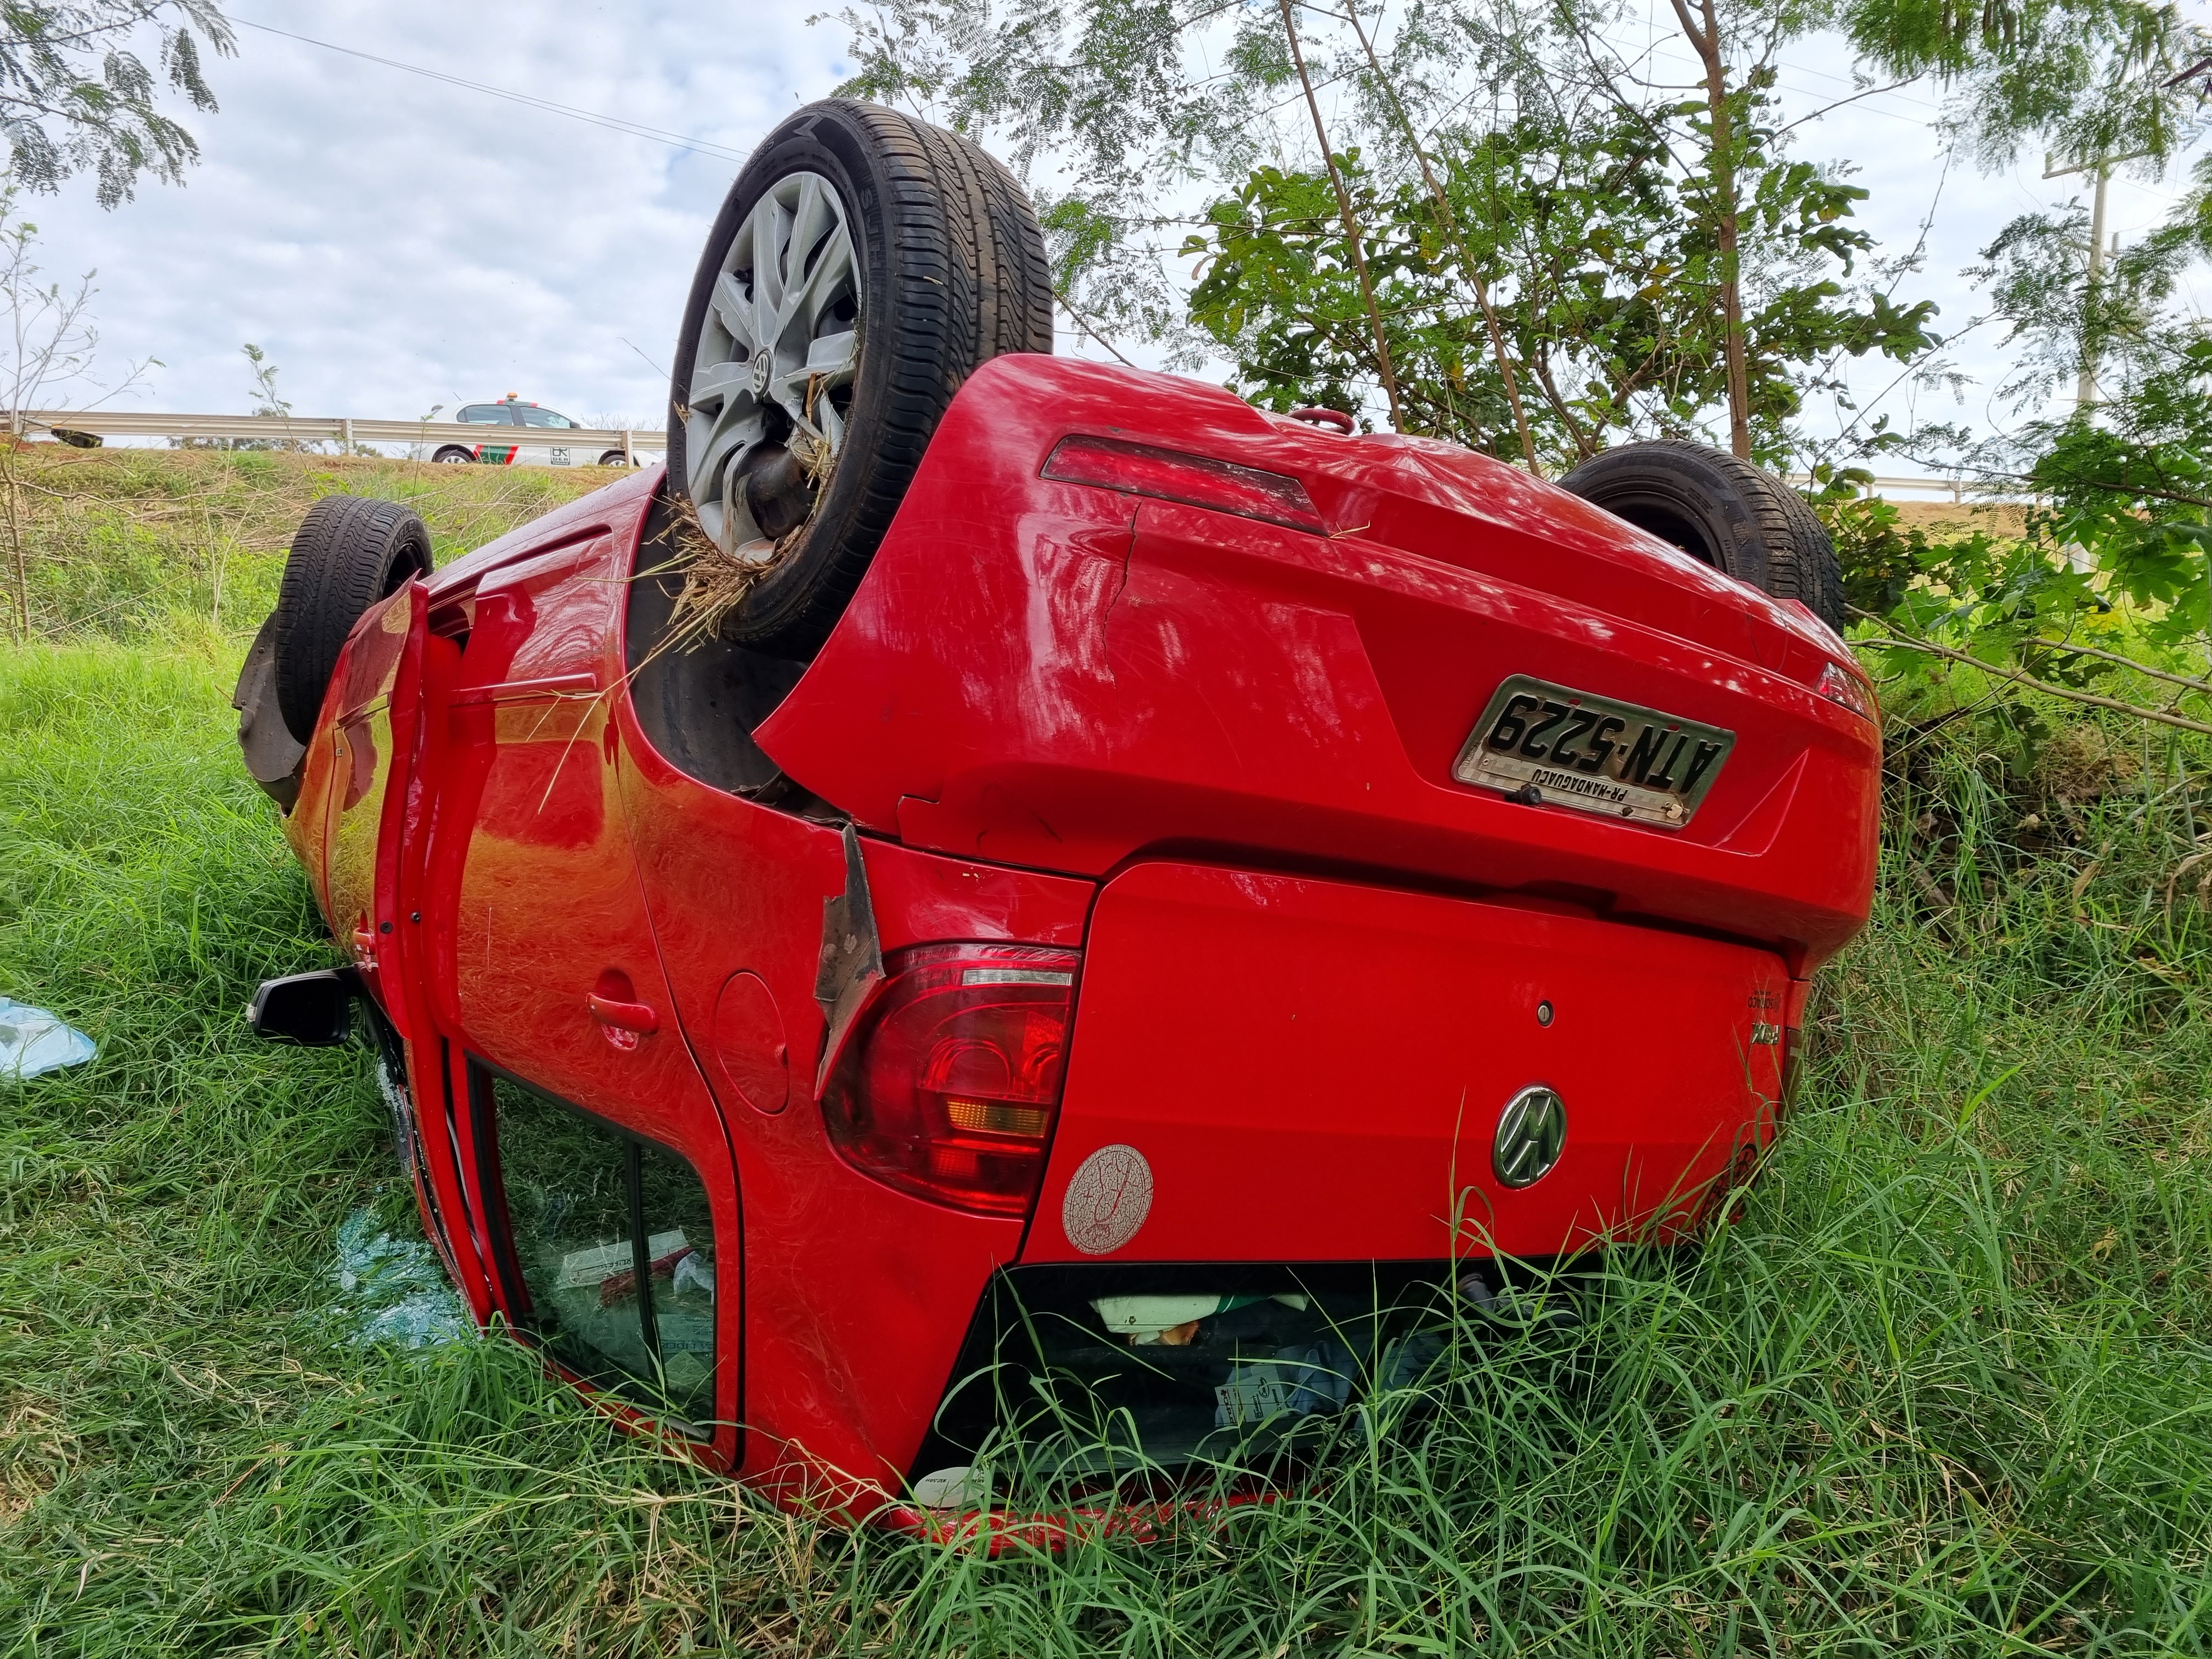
2045,147,2151,408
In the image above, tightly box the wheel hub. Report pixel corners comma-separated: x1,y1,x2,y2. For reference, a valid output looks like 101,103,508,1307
683,170,863,560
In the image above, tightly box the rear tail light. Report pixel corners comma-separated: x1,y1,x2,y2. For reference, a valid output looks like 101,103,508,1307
1815,659,1876,723
822,944,1081,1217
1040,434,1325,533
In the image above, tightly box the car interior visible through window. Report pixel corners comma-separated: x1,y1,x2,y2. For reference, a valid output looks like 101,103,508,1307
477,1069,718,1430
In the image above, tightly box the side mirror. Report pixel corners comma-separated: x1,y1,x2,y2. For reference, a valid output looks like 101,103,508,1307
248,969,359,1046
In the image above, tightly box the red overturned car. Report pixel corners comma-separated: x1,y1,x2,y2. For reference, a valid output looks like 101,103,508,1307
233,102,1880,1522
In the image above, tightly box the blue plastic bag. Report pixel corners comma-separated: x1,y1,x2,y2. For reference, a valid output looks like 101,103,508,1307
0,998,97,1080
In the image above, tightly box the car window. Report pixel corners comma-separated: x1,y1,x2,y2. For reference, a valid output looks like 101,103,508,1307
516,407,575,428
481,1071,717,1425
457,404,514,425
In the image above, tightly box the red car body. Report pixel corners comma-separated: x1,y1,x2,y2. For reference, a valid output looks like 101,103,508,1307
277,354,1878,1516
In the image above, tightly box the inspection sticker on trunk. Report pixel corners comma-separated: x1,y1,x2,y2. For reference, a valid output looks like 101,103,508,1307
1453,674,1735,828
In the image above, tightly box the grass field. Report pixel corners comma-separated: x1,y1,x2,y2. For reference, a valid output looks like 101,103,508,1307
3,450,2211,1655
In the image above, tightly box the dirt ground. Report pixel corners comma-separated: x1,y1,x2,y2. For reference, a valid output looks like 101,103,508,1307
1881,498,2029,539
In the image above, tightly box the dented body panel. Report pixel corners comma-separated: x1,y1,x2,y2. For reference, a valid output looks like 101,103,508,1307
757,356,1878,977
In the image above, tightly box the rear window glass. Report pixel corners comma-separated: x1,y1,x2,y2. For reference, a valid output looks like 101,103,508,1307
516,407,575,428
457,404,514,425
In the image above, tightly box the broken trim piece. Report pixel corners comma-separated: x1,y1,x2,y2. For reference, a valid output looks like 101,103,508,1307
812,822,886,1096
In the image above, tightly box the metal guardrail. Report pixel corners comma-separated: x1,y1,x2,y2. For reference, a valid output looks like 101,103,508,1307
9,417,2018,498
1785,472,2029,503
16,410,668,460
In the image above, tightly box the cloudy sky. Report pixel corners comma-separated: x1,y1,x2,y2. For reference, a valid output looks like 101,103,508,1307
13,2,2198,460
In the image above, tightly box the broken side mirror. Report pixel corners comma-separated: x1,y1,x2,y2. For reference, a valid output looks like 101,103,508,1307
248,969,359,1046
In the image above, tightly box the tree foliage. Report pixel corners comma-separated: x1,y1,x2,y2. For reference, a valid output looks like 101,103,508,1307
1839,179,2212,715
825,0,2207,470
1183,76,1937,466
0,1,234,207
1848,0,2206,172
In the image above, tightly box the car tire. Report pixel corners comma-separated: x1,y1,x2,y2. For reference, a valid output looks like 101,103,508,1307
599,449,631,468
669,98,1052,659
431,445,475,465
272,495,435,743
1557,441,1844,635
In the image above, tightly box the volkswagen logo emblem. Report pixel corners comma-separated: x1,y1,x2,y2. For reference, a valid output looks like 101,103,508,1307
1493,1085,1567,1188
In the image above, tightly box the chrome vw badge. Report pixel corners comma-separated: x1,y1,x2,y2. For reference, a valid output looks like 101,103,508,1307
1493,1086,1567,1188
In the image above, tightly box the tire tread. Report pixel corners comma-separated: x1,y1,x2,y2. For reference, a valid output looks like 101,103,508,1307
271,496,432,740
1557,440,1846,635
668,100,1053,658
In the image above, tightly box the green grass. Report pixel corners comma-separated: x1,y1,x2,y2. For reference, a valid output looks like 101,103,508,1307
3,452,2211,1654
2,445,618,647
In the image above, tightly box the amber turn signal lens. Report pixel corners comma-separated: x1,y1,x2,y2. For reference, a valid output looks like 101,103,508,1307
944,1097,1052,1137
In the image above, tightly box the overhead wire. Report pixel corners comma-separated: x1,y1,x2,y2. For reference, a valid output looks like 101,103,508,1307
230,17,751,162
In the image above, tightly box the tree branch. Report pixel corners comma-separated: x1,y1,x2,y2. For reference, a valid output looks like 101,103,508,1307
1850,611,2212,737
1276,0,1403,430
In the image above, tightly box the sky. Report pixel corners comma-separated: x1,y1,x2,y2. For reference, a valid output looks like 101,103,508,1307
10,1,2203,466
19,3,859,431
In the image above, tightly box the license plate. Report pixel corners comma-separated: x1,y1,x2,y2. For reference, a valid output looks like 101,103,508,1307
1453,675,1735,828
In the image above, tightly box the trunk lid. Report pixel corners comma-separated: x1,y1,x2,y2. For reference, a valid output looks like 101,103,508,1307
1023,861,1790,1266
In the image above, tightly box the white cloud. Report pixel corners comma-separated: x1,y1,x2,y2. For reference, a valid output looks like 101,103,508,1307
20,2,857,426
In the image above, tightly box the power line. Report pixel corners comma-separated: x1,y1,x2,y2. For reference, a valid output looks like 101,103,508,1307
232,17,751,163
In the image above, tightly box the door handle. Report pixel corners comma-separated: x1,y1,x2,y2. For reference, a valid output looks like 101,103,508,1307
588,992,659,1036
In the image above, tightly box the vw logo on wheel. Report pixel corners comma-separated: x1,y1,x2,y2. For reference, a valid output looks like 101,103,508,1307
1493,1085,1567,1188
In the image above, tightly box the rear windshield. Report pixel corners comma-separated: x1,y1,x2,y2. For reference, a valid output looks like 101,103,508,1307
516,407,575,428
457,404,515,425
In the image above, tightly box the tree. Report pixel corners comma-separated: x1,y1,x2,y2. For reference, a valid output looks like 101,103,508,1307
1182,75,1937,468
825,0,1949,462
1,2,234,207
1846,0,2205,174
825,0,2203,471
1830,157,2212,732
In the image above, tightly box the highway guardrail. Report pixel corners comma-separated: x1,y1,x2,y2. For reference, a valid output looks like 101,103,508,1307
15,410,667,461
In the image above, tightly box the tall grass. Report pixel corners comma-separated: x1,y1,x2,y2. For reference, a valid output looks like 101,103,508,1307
4,446,616,644
2,457,2209,1652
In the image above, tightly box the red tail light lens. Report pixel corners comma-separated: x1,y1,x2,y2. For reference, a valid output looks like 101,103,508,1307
1041,433,1325,533
822,944,1081,1217
1815,659,1876,724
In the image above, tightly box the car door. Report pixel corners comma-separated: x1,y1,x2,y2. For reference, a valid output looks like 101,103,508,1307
516,404,576,467
417,511,742,1460
454,402,521,465
306,580,497,1323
